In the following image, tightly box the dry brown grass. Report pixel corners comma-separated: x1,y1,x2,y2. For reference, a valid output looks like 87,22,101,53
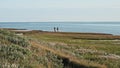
30,41,107,68
24,31,120,40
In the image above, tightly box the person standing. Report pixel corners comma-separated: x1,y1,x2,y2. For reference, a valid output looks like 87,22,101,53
57,27,59,32
54,27,56,32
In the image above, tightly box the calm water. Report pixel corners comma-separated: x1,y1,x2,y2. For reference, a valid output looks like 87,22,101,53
0,22,120,35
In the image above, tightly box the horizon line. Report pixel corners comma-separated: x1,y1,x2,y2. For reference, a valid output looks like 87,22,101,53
0,21,120,22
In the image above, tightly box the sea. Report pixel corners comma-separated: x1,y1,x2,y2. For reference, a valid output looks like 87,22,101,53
0,22,120,35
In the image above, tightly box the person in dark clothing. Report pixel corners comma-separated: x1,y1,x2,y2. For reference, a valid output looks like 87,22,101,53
57,27,59,32
54,27,56,32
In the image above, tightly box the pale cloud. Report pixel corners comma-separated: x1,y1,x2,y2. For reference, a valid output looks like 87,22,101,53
0,0,120,22
0,0,120,8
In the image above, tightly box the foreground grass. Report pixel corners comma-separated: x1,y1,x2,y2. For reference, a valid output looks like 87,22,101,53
30,41,106,68
0,29,63,68
1,29,120,68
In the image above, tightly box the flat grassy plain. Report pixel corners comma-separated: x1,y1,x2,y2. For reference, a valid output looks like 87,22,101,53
24,31,120,68
1,29,120,68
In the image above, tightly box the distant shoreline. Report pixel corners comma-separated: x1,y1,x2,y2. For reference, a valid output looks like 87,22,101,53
0,28,114,35
0,22,120,35
1,28,120,40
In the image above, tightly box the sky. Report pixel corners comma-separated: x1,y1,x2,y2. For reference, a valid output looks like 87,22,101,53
0,0,120,22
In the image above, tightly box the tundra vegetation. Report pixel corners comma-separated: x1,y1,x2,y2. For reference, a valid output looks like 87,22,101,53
0,29,120,68
0,29,63,68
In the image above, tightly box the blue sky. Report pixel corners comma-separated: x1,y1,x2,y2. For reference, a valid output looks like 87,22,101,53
0,0,120,22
